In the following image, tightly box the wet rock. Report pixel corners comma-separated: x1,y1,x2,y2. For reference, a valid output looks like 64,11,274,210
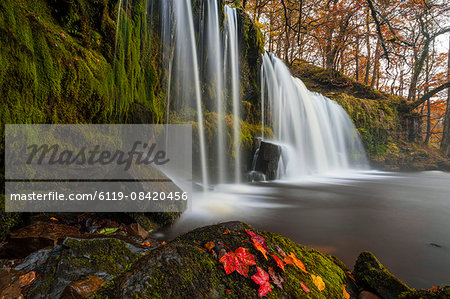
27,237,145,298
60,276,104,299
247,170,266,182
0,221,81,259
126,223,149,240
94,222,358,298
14,249,51,273
354,251,411,299
398,286,450,298
253,141,282,180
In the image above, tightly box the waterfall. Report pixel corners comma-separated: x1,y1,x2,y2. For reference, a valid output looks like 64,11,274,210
207,0,226,183
261,53,368,178
160,0,209,189
115,1,367,185
224,6,242,183
113,0,123,61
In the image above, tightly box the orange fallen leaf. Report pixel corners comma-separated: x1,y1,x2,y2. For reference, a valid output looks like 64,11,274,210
141,241,151,247
284,252,308,273
223,229,231,235
252,239,268,260
430,286,440,292
50,217,58,221
311,274,325,292
343,284,350,299
19,271,36,287
204,241,215,251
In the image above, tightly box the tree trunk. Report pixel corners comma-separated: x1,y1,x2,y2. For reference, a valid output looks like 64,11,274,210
355,36,360,81
370,39,380,87
424,55,431,144
364,10,371,85
441,36,450,156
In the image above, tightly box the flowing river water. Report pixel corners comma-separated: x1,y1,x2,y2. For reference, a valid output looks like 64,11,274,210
161,171,450,289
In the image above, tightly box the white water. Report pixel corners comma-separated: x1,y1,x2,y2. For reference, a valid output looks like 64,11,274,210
225,6,242,183
113,0,123,61
118,1,368,185
207,0,226,183
261,53,368,178
160,0,209,189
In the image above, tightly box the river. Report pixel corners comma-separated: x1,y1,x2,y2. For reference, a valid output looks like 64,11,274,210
161,171,450,289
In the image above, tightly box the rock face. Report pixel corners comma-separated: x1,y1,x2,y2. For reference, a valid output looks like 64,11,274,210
253,141,282,180
353,251,411,299
94,221,358,298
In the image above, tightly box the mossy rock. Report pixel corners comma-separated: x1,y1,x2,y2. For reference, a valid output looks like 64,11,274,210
27,236,145,298
354,251,411,299
399,286,450,298
94,221,358,298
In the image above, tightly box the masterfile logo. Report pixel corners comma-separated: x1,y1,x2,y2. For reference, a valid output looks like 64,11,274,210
5,124,192,212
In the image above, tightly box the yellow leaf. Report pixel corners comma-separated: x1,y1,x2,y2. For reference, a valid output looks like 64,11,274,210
311,274,325,292
343,284,350,299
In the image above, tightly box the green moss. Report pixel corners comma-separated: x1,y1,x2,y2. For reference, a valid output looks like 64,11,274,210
95,222,356,298
0,195,22,241
28,236,143,297
331,92,398,158
399,286,450,299
354,251,411,299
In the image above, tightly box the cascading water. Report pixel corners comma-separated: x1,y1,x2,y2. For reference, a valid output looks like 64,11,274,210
207,0,226,183
159,1,243,186
116,1,367,186
224,6,242,183
160,0,209,189
261,52,368,178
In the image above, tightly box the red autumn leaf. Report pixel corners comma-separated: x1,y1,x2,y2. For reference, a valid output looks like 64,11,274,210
251,266,272,297
300,282,310,294
268,267,283,290
245,229,269,250
252,239,268,260
219,247,256,277
220,252,238,275
284,252,308,273
223,229,231,235
271,254,285,272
